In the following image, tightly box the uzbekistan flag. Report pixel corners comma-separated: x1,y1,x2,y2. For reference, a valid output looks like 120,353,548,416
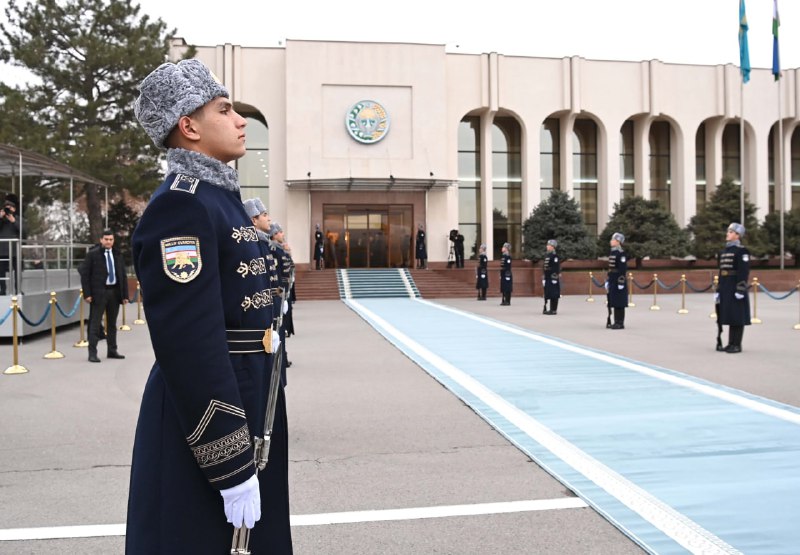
773,0,781,80
739,0,751,83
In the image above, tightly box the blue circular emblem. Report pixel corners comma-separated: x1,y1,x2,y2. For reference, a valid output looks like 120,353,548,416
346,100,390,144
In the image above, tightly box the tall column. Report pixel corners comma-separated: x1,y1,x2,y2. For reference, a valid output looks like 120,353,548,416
600,119,621,232
705,119,726,198
673,124,695,226
633,118,649,199
750,126,768,221
523,121,541,222
480,111,495,259
560,115,574,198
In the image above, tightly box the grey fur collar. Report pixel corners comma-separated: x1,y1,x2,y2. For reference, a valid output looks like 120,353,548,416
726,240,742,248
256,230,271,243
166,148,240,192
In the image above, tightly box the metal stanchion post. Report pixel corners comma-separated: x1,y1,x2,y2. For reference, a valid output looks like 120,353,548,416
794,280,800,330
119,301,131,331
586,271,595,302
44,291,65,359
134,282,145,325
751,277,762,324
709,275,718,319
650,273,660,311
4,297,28,375
678,274,689,314
627,272,635,307
73,289,89,347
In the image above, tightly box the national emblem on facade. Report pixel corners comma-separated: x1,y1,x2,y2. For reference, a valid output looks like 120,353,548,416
346,100,390,144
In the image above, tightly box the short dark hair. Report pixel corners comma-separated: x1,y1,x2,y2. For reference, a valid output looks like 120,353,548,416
102,228,114,237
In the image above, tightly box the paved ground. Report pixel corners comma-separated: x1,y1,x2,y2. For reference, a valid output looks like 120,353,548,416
0,290,796,554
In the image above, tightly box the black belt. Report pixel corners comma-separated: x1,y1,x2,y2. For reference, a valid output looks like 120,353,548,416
226,329,272,354
720,270,737,277
105,284,117,289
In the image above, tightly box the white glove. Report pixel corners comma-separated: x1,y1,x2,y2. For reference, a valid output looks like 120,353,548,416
551,279,558,285
282,300,289,315
220,475,261,529
541,280,545,286
604,281,609,292
735,292,745,300
714,292,720,302
271,331,281,353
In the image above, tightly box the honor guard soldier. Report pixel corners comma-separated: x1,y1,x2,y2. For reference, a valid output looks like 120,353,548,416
500,242,513,305
313,223,324,270
716,223,751,353
269,222,294,378
543,239,561,315
416,223,427,269
454,230,465,268
128,59,293,553
606,232,628,329
476,243,488,300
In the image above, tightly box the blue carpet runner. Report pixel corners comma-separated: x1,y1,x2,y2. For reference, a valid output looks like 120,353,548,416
345,298,800,555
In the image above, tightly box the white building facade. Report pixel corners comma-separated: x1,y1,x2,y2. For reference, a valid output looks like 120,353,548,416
171,38,800,267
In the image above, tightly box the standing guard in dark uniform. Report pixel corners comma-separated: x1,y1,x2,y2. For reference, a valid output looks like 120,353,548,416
313,223,324,270
716,223,751,353
543,239,561,315
128,59,292,553
500,242,513,306
454,231,465,268
475,243,488,300
416,223,427,269
606,232,628,329
269,222,294,376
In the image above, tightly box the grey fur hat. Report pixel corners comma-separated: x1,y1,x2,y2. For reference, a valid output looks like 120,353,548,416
728,222,746,237
612,232,625,244
547,239,558,247
243,198,267,218
134,59,229,149
502,242,511,251
269,222,283,236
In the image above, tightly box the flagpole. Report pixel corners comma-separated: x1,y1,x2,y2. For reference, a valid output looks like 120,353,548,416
778,82,785,270
740,78,745,225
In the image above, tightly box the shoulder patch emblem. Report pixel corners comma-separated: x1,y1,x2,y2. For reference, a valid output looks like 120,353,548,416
742,254,749,262
170,174,200,194
161,237,202,283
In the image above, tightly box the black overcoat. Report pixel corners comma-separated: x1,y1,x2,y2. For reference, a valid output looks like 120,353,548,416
500,253,513,293
607,248,628,309
717,243,751,326
543,251,561,300
476,253,489,289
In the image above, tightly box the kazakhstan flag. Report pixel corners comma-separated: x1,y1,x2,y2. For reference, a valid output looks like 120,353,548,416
739,0,751,83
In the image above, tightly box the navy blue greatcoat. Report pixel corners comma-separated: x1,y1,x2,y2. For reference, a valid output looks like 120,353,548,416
607,247,628,309
500,253,513,293
475,253,489,289
126,150,292,554
717,243,751,326
543,251,561,300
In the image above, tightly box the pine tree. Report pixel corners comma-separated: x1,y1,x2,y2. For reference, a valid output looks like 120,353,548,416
521,190,596,261
763,207,800,266
0,0,192,239
598,195,690,266
687,178,767,259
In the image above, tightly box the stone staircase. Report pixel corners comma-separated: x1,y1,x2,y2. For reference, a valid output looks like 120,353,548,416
338,269,420,299
292,269,340,300
407,269,479,299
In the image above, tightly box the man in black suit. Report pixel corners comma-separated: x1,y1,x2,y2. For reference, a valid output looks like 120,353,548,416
79,228,128,362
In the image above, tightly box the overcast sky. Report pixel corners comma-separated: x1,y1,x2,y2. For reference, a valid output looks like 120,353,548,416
2,0,799,85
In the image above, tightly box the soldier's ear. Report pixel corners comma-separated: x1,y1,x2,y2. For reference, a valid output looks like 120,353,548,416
176,115,202,142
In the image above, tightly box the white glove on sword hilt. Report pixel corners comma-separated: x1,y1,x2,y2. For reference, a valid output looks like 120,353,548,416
220,474,261,529
271,330,281,353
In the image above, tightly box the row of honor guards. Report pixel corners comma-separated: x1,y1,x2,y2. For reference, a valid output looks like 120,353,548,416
475,223,750,352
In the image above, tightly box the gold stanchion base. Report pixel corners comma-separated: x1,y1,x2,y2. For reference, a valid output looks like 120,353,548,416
709,312,717,319
133,319,145,325
650,306,661,311
793,323,800,330
678,309,689,314
628,302,636,307
4,364,28,375
586,298,595,303
752,318,762,324
119,324,132,331
44,351,65,359
73,340,89,348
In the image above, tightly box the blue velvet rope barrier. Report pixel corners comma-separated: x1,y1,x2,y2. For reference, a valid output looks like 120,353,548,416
130,288,139,303
685,280,714,293
591,276,605,288
18,303,51,327
55,295,82,319
0,306,12,326
632,278,655,290
656,278,682,291
756,283,799,301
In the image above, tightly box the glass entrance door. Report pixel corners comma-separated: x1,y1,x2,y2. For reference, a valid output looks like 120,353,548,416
323,205,413,268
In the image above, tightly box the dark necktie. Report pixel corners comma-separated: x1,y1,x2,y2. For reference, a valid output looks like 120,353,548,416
106,250,116,285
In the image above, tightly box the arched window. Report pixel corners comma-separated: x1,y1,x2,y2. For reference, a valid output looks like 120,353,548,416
620,120,634,200
572,119,598,236
722,124,741,184
492,116,522,258
458,116,481,260
540,118,560,199
696,124,707,213
649,121,671,210
235,113,269,205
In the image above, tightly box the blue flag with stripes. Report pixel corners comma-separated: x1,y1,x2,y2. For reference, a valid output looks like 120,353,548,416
739,0,751,84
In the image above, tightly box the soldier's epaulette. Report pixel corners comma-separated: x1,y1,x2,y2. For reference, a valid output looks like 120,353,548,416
169,174,200,194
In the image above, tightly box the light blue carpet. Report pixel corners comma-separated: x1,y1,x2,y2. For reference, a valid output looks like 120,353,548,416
346,298,800,555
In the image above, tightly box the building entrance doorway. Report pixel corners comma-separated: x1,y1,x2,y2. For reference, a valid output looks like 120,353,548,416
322,205,413,268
